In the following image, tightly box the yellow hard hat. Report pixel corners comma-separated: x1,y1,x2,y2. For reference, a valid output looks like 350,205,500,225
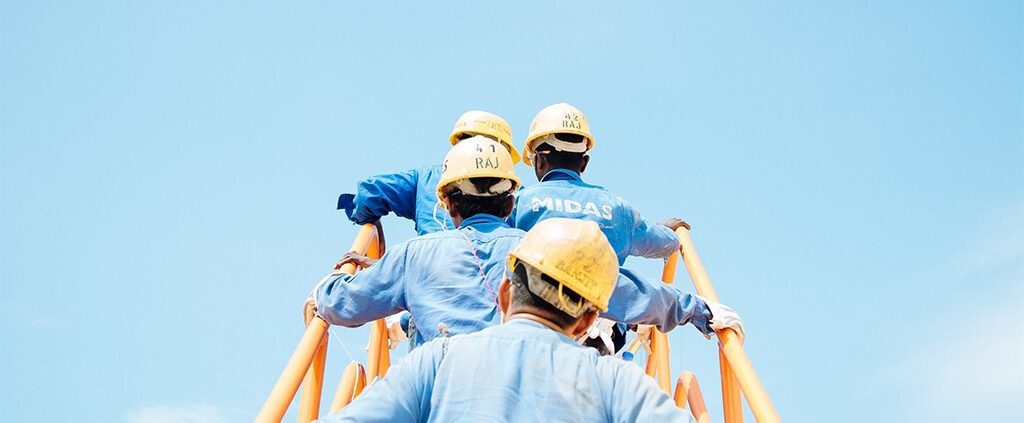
449,111,520,164
507,218,619,315
521,103,595,166
436,136,521,200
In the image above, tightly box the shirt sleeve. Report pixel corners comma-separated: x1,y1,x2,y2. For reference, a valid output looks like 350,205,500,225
314,242,410,327
318,341,444,423
600,268,714,335
337,168,420,224
603,360,693,423
622,201,679,259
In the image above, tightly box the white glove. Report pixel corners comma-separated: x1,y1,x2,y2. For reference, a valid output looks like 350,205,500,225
385,312,409,350
578,318,617,354
635,324,655,354
702,297,745,344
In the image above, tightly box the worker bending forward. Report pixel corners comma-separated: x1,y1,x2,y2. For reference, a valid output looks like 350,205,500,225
336,111,519,235
319,218,740,422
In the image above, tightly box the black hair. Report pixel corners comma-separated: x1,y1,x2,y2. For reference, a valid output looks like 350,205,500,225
508,263,584,330
445,177,514,219
535,137,587,172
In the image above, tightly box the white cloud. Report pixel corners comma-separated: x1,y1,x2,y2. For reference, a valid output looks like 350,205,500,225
904,292,1024,422
126,405,230,423
893,201,1024,422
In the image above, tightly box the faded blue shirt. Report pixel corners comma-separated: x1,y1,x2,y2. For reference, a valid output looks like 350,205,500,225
315,216,714,346
318,319,694,423
513,169,679,264
315,213,519,344
337,164,453,236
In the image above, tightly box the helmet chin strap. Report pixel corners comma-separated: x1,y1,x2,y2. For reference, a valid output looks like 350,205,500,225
432,200,450,231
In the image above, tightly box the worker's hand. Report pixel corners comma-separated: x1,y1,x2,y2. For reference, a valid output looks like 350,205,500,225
304,273,335,324
303,296,317,324
303,286,320,325
385,312,409,350
335,252,378,271
373,220,386,250
703,299,745,344
660,218,691,231
635,324,655,354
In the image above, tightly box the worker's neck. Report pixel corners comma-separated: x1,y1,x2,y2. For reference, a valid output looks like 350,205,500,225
505,312,574,337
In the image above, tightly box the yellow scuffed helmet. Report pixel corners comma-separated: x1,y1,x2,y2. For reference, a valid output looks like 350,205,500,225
449,111,520,164
507,218,619,316
521,103,595,166
436,136,521,200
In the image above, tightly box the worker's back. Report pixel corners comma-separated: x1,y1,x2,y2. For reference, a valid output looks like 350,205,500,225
513,169,679,265
324,319,691,422
314,213,523,345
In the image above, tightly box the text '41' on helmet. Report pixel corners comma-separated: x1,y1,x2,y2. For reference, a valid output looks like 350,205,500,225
436,136,522,200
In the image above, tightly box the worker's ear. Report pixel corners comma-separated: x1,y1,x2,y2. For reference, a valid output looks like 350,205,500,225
579,154,590,174
442,197,458,219
500,194,515,218
570,310,599,338
498,277,512,322
533,154,547,181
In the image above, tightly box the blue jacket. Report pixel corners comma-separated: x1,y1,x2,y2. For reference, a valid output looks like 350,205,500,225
314,214,714,345
319,319,694,423
337,165,453,236
513,169,680,264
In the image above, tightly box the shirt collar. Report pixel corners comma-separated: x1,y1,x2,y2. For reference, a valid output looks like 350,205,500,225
457,213,510,229
540,168,583,182
505,318,579,345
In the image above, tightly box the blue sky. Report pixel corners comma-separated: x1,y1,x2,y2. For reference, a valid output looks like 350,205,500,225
2,1,1021,422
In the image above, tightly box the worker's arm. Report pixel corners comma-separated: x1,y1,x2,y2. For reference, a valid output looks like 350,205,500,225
314,242,410,327
337,168,420,224
318,341,443,422
603,360,694,423
622,201,681,259
600,268,714,335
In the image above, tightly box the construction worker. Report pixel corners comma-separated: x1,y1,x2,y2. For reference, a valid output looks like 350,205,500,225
336,110,519,236
319,218,743,422
312,136,523,344
513,103,694,353
309,138,730,347
514,102,686,265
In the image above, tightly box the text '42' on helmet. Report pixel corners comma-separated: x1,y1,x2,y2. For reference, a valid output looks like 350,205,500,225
436,136,522,200
507,218,619,315
449,110,520,164
522,103,595,166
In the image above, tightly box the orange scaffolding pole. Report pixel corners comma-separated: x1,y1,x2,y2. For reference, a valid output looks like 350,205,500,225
646,252,680,392
328,362,367,413
255,224,379,423
675,227,780,423
675,371,711,423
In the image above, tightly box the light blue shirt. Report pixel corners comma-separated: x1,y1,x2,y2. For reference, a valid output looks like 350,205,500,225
318,319,694,423
337,164,453,236
315,213,520,344
315,215,714,346
513,169,680,264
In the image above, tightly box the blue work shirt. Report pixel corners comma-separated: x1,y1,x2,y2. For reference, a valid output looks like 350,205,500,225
337,164,453,236
319,319,694,423
315,212,713,344
315,213,521,344
513,169,680,264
